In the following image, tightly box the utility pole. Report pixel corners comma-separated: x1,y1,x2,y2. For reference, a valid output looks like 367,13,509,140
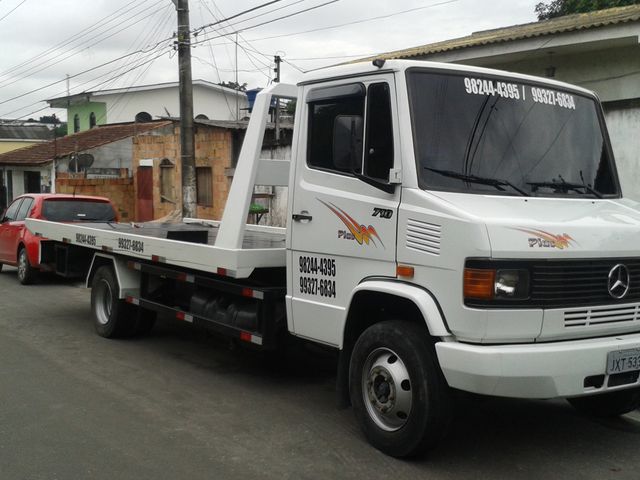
274,56,281,142
273,56,281,83
174,0,196,218
235,33,239,121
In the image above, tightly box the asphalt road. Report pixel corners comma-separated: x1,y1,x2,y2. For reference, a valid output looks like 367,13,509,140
1,266,640,480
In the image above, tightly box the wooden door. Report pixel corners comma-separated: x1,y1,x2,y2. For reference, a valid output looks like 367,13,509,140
136,166,154,221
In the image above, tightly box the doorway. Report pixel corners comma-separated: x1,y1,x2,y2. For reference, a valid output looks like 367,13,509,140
24,171,41,193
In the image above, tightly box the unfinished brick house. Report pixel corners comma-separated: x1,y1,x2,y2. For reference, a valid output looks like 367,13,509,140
132,119,293,223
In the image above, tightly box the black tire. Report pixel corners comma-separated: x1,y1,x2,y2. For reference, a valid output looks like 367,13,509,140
349,320,452,458
90,266,137,338
0,263,3,273
568,388,640,417
17,247,37,285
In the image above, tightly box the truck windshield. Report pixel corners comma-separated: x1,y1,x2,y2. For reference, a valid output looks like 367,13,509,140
42,200,116,222
407,70,619,197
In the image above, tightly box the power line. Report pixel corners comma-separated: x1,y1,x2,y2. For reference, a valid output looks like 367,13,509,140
103,11,176,122
0,1,168,90
198,1,272,88
199,0,306,34
98,5,174,94
240,0,459,43
0,41,173,107
287,53,379,60
0,0,157,79
193,0,283,36
0,0,27,23
191,0,342,46
0,46,172,119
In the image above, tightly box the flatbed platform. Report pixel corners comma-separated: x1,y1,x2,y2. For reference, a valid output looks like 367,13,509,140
26,218,286,278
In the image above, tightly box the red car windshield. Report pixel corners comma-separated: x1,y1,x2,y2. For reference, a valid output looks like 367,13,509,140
41,200,116,222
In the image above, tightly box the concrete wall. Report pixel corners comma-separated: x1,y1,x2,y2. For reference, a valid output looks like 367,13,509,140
55,177,135,221
56,137,133,174
96,85,248,125
605,105,640,200
66,102,107,135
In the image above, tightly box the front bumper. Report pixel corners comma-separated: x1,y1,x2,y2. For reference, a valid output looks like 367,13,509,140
436,333,640,398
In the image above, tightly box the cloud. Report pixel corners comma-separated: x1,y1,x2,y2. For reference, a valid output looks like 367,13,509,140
0,0,537,121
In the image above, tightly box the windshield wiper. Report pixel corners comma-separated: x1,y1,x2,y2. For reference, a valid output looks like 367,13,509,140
425,167,528,196
527,180,603,198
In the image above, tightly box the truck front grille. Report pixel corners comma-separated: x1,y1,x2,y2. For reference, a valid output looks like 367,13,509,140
532,259,640,308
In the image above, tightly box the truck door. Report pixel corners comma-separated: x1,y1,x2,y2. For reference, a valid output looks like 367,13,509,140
289,74,401,346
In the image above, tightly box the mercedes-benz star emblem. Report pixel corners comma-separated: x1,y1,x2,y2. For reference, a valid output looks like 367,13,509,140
608,264,630,299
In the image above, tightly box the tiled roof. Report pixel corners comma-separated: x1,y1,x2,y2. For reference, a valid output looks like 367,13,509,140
0,121,171,166
366,5,640,61
0,124,52,141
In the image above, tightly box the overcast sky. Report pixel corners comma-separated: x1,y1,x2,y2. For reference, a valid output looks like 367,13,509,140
0,0,539,122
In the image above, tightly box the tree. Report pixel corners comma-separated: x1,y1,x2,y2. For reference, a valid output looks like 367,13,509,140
54,123,67,137
535,0,640,20
218,81,248,92
38,114,60,124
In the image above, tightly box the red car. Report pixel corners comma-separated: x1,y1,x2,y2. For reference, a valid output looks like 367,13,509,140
0,194,118,284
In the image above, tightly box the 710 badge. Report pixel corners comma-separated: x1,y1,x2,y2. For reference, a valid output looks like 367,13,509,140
299,255,336,298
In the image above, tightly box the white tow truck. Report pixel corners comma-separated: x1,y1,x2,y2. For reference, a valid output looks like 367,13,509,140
27,60,640,457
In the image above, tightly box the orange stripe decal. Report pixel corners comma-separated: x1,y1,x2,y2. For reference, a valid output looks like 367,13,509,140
319,199,384,248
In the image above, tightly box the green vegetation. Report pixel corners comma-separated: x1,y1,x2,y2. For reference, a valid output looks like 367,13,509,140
535,0,640,19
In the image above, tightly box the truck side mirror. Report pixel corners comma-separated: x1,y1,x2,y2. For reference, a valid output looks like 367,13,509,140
333,115,363,172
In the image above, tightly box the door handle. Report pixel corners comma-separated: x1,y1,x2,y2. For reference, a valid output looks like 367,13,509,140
292,212,313,222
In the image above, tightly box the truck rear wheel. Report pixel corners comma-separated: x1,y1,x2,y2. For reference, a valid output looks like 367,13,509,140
349,320,451,457
91,265,136,338
568,388,640,417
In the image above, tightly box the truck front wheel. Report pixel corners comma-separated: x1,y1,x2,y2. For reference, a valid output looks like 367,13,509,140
91,265,136,338
349,320,451,457
568,388,640,417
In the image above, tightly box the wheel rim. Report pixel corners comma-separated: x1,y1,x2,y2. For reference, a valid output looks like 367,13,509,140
94,279,113,325
18,250,27,280
362,347,413,432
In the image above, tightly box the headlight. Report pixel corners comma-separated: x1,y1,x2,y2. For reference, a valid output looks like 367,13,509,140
494,269,529,299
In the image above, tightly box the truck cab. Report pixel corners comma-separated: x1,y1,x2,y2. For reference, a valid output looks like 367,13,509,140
281,60,640,455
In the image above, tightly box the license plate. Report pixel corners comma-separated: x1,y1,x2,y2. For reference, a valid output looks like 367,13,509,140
607,348,640,374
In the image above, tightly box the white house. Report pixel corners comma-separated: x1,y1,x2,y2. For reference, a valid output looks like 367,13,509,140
366,5,640,199
47,80,249,135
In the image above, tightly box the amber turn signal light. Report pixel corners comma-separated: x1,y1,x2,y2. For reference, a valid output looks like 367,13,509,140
396,265,415,278
463,268,495,300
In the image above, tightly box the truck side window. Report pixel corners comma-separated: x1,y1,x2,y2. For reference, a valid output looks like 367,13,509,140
307,85,364,174
364,83,394,180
